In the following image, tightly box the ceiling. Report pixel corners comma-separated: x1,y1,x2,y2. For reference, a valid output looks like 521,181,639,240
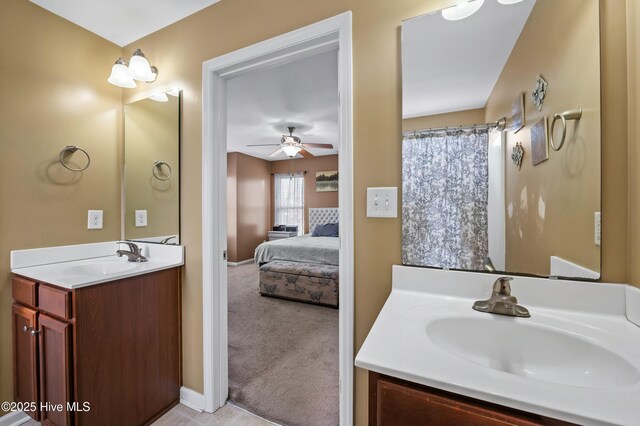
402,0,536,119
226,49,339,161
29,0,220,46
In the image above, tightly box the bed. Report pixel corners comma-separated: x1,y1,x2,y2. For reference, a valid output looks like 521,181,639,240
256,207,340,307
254,207,340,266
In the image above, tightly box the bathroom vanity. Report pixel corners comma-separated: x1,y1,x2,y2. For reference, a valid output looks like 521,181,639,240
11,242,184,426
356,266,640,426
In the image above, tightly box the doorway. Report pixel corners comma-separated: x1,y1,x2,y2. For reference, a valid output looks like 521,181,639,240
201,12,354,425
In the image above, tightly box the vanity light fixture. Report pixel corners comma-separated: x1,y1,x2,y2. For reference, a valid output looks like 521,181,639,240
129,49,158,82
107,49,158,88
442,0,484,21
149,92,169,102
107,58,137,88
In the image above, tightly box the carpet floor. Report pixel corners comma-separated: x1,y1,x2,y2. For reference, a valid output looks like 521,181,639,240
227,263,339,426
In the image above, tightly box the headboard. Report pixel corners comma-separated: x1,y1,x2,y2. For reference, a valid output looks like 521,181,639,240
309,208,339,233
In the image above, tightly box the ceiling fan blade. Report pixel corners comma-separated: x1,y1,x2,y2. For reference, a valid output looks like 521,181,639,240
302,143,334,149
298,148,314,158
269,148,284,157
246,144,282,147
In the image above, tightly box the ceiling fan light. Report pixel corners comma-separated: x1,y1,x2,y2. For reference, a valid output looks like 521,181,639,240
129,49,154,81
107,58,136,88
282,145,301,157
442,0,484,21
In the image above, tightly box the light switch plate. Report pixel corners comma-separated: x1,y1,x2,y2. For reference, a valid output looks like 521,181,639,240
87,210,103,230
367,187,398,218
135,210,148,227
594,212,601,246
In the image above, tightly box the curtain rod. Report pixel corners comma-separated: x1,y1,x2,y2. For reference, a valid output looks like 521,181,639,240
403,117,506,136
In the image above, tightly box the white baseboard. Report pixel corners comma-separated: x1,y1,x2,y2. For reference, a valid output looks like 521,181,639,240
180,386,205,413
0,411,30,426
227,258,254,267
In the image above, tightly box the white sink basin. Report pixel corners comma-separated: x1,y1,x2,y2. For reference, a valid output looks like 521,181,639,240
426,316,640,389
62,259,138,276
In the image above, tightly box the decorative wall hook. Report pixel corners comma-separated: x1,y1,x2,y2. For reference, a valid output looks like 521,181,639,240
512,142,524,170
532,75,548,111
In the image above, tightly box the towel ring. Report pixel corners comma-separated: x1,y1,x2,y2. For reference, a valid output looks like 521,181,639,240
550,109,582,151
152,160,172,181
59,145,90,172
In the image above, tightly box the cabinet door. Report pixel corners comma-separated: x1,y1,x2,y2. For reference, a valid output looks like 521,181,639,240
12,304,39,420
38,314,72,426
372,373,546,426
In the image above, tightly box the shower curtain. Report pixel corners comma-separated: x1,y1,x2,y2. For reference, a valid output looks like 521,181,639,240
402,128,489,270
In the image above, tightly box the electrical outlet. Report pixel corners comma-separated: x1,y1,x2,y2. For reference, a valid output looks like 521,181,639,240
367,187,398,218
135,210,148,227
87,210,103,230
594,212,601,246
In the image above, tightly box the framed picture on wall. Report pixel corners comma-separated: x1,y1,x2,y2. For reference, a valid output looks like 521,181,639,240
316,170,338,192
531,117,549,165
510,92,525,134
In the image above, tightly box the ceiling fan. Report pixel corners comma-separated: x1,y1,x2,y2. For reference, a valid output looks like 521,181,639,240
247,126,334,158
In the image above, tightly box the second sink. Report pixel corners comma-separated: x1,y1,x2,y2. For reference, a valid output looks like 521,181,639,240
426,316,640,389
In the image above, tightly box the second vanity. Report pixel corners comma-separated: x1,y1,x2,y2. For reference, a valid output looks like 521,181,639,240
356,266,640,426
11,241,184,426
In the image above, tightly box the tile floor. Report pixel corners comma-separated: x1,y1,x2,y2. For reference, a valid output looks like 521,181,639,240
22,403,277,426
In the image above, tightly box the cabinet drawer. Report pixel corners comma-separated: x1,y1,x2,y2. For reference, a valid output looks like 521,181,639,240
13,276,37,308
39,284,72,320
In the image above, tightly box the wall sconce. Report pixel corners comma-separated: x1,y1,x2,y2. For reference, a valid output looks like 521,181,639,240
108,49,158,89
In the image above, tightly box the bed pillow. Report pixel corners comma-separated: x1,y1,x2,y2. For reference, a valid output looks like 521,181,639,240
312,223,339,237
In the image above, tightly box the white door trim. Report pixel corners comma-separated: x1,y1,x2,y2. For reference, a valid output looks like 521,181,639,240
201,12,354,425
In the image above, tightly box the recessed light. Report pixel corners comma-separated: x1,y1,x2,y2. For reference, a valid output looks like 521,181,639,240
442,0,485,21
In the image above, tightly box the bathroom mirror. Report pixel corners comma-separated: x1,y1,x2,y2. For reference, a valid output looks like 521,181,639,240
124,91,181,244
401,0,601,279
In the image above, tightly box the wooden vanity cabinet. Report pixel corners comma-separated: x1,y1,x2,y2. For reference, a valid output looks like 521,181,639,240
369,372,574,426
12,267,181,426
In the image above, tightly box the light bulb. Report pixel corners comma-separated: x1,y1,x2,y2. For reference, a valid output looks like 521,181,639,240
149,92,169,102
107,58,136,88
282,145,301,157
129,49,154,82
442,0,484,21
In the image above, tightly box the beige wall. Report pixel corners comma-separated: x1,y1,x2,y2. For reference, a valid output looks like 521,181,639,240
226,153,271,263
484,0,601,276
270,155,339,233
629,0,640,285
0,0,632,423
120,1,633,424
402,108,485,132
124,96,180,240
601,0,630,284
227,154,238,263
0,0,122,409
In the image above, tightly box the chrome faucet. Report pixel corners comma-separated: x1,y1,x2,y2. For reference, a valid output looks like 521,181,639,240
116,241,148,263
160,236,176,244
472,277,530,318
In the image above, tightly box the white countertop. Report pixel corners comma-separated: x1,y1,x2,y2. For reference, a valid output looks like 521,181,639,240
355,265,640,426
11,241,184,289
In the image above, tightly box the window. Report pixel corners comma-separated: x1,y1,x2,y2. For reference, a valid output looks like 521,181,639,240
274,172,304,235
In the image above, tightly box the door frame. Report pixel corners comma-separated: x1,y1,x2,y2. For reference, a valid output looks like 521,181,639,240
201,12,354,425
